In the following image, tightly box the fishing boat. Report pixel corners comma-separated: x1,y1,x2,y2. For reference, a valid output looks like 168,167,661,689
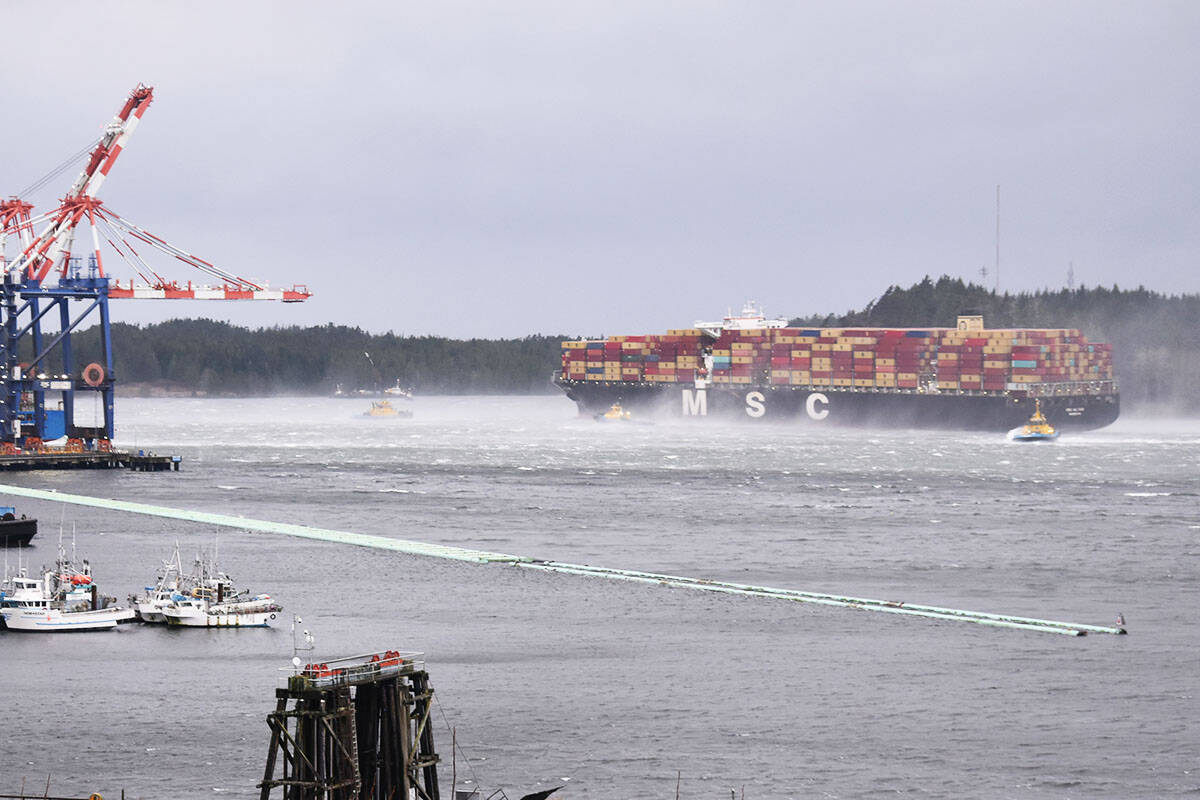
129,543,188,623
363,400,412,418
160,547,282,628
384,380,414,399
163,593,282,628
0,549,134,632
1010,399,1059,442
0,506,37,548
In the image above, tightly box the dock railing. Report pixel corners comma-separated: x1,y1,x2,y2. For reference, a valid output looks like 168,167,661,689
283,649,425,690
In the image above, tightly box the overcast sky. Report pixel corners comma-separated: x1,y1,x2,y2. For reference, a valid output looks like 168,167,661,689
4,2,1198,338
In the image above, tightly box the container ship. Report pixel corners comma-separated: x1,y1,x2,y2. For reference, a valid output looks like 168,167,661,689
554,304,1120,431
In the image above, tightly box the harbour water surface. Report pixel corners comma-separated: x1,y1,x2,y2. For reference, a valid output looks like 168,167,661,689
1,396,1197,798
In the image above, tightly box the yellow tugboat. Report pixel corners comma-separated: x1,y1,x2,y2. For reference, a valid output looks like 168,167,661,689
363,400,411,419
1011,399,1058,441
594,402,633,422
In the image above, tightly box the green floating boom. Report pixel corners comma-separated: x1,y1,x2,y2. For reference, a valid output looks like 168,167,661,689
0,484,1125,637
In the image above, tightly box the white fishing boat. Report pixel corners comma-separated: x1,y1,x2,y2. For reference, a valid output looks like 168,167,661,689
129,543,188,623
0,556,134,632
160,546,281,628
163,592,283,628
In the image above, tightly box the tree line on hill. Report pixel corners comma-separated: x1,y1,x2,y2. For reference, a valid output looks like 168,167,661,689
59,277,1200,412
67,320,568,396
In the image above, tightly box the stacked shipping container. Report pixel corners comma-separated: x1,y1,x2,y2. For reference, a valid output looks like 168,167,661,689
561,326,1114,392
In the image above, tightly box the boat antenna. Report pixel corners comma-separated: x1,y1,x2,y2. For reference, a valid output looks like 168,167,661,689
291,614,314,671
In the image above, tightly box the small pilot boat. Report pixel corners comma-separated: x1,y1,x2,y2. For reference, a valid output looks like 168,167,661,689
363,400,412,418
1011,399,1059,442
594,402,633,422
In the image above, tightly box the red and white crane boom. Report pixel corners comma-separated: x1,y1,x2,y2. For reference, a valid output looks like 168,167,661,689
4,84,310,302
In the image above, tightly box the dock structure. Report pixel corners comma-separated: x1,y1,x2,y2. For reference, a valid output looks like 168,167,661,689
0,451,180,471
260,651,440,800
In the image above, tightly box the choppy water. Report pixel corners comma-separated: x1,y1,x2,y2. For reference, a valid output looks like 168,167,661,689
1,396,1198,798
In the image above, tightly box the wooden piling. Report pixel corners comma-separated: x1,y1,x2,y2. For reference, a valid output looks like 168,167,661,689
259,657,440,800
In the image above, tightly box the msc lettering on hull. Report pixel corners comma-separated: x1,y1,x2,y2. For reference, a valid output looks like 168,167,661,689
682,388,832,420
744,391,766,418
806,392,829,420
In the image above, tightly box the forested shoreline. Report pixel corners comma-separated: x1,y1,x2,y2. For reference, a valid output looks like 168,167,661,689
63,278,1200,412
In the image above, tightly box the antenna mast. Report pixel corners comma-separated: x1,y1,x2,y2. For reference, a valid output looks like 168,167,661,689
994,184,1000,292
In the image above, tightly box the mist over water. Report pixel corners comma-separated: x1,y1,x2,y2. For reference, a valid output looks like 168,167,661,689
2,397,1198,798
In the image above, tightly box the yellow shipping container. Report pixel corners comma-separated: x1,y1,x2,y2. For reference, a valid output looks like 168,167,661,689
983,360,1007,369
791,371,811,382
853,378,875,387
897,372,918,380
812,342,832,352
771,369,790,378
731,342,754,351
562,341,587,350
712,375,730,383
731,376,752,384
876,358,895,367
937,380,959,389
832,343,852,352
732,356,754,364
791,349,811,358
812,377,832,386
796,336,818,345
833,378,853,387
853,351,874,360
939,352,959,360
712,349,731,357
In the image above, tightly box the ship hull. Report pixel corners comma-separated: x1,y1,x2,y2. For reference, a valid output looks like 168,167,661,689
557,380,1120,432
0,516,37,548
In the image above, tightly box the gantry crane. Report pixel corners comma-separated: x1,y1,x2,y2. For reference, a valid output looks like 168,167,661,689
0,84,311,453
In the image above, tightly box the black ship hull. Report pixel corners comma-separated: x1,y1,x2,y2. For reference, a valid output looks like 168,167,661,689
557,380,1120,432
0,515,37,547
